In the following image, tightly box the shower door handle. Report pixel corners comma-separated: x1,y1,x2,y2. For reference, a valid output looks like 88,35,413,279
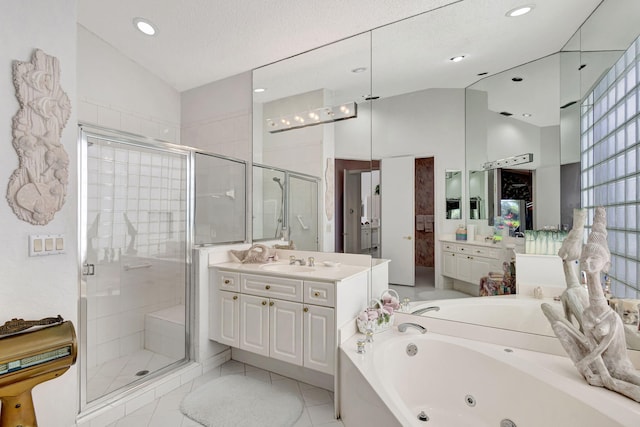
82,263,95,276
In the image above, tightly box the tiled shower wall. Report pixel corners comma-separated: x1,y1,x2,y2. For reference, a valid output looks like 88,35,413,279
85,140,187,368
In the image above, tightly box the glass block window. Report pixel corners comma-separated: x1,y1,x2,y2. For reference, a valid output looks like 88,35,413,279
581,36,640,299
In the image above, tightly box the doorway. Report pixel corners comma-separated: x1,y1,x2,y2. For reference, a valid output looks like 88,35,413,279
380,156,435,288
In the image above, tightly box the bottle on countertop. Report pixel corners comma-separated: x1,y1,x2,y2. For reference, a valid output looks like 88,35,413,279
455,224,467,241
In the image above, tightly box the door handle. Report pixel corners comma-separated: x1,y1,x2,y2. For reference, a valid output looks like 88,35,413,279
403,236,412,240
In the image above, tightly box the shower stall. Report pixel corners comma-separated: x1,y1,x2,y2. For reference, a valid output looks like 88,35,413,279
79,126,192,409
252,164,320,250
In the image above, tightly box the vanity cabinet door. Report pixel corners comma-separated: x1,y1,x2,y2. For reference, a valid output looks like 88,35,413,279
215,291,240,347
455,255,472,283
303,305,335,374
269,299,303,366
470,256,492,285
240,294,269,357
442,252,456,278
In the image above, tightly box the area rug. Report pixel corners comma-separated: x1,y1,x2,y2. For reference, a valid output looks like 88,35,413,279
180,374,304,427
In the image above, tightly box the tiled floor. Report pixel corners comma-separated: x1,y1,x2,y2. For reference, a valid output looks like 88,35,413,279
107,360,344,427
88,349,180,402
389,266,471,302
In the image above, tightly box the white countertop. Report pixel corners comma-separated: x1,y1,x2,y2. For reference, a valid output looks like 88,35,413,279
212,260,371,282
439,236,502,248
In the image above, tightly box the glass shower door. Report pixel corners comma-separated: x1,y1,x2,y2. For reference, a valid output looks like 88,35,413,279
79,127,190,406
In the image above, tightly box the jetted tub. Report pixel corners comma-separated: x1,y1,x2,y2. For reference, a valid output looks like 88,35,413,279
410,295,558,336
340,326,640,427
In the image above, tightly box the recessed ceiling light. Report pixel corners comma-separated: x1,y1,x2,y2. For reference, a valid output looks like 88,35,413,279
253,88,266,93
522,113,532,118
450,55,466,63
133,17,157,36
477,72,488,76
512,77,523,82
351,67,367,73
506,5,534,17
500,111,513,117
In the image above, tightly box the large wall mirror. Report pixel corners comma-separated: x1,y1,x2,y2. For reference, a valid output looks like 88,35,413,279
251,0,640,348
252,32,372,253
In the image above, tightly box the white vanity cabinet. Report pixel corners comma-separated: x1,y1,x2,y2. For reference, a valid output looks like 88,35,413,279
209,268,356,377
441,241,503,294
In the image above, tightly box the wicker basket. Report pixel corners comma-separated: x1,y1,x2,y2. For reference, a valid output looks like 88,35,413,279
356,298,395,334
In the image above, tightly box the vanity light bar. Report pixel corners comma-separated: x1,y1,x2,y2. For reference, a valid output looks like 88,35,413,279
482,153,533,170
266,102,357,133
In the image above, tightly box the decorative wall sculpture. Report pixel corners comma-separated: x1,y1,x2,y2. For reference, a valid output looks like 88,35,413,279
7,49,71,225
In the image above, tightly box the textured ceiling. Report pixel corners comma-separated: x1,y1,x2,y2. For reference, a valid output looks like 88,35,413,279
78,0,640,126
77,0,461,91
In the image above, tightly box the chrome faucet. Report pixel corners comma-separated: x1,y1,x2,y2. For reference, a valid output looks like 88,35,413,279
289,255,306,266
397,323,427,334
410,306,440,315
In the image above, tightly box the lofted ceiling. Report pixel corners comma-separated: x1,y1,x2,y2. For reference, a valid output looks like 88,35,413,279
78,0,640,126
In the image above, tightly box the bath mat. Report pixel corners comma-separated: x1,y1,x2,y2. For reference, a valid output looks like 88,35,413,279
180,374,304,427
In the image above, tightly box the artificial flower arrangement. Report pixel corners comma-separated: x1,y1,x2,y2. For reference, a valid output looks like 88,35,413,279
356,289,401,334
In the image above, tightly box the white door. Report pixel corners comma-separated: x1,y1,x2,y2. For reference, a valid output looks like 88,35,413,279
239,294,269,356
269,299,303,365
381,156,415,286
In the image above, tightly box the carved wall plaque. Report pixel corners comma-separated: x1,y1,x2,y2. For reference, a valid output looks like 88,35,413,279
7,49,71,225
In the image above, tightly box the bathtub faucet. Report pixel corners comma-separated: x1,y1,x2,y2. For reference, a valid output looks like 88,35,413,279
410,306,440,315
397,323,427,334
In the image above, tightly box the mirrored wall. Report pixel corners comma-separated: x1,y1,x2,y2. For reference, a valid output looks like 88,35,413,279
251,0,640,345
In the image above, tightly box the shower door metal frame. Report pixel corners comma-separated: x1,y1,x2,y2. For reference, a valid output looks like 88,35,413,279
77,124,195,414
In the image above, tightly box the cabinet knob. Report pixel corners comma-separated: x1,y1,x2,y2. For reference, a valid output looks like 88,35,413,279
224,279,230,284
313,291,320,297
265,285,271,290
303,307,309,313
233,295,238,300
269,301,274,306
261,300,267,306
403,236,412,240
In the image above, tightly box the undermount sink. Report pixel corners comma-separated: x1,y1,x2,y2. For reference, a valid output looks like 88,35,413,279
260,264,316,273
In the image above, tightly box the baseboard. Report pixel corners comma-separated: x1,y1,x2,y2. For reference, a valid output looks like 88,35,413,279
230,348,333,391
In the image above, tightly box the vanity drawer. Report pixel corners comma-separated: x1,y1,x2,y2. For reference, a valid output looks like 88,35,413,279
216,270,240,292
442,242,458,252
303,281,335,307
241,274,303,302
468,246,492,257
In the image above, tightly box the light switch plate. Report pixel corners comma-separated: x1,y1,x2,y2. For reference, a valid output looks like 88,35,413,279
29,234,65,256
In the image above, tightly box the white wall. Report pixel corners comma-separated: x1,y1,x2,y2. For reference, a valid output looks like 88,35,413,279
339,88,466,287
181,72,252,160
77,26,181,143
0,1,78,425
